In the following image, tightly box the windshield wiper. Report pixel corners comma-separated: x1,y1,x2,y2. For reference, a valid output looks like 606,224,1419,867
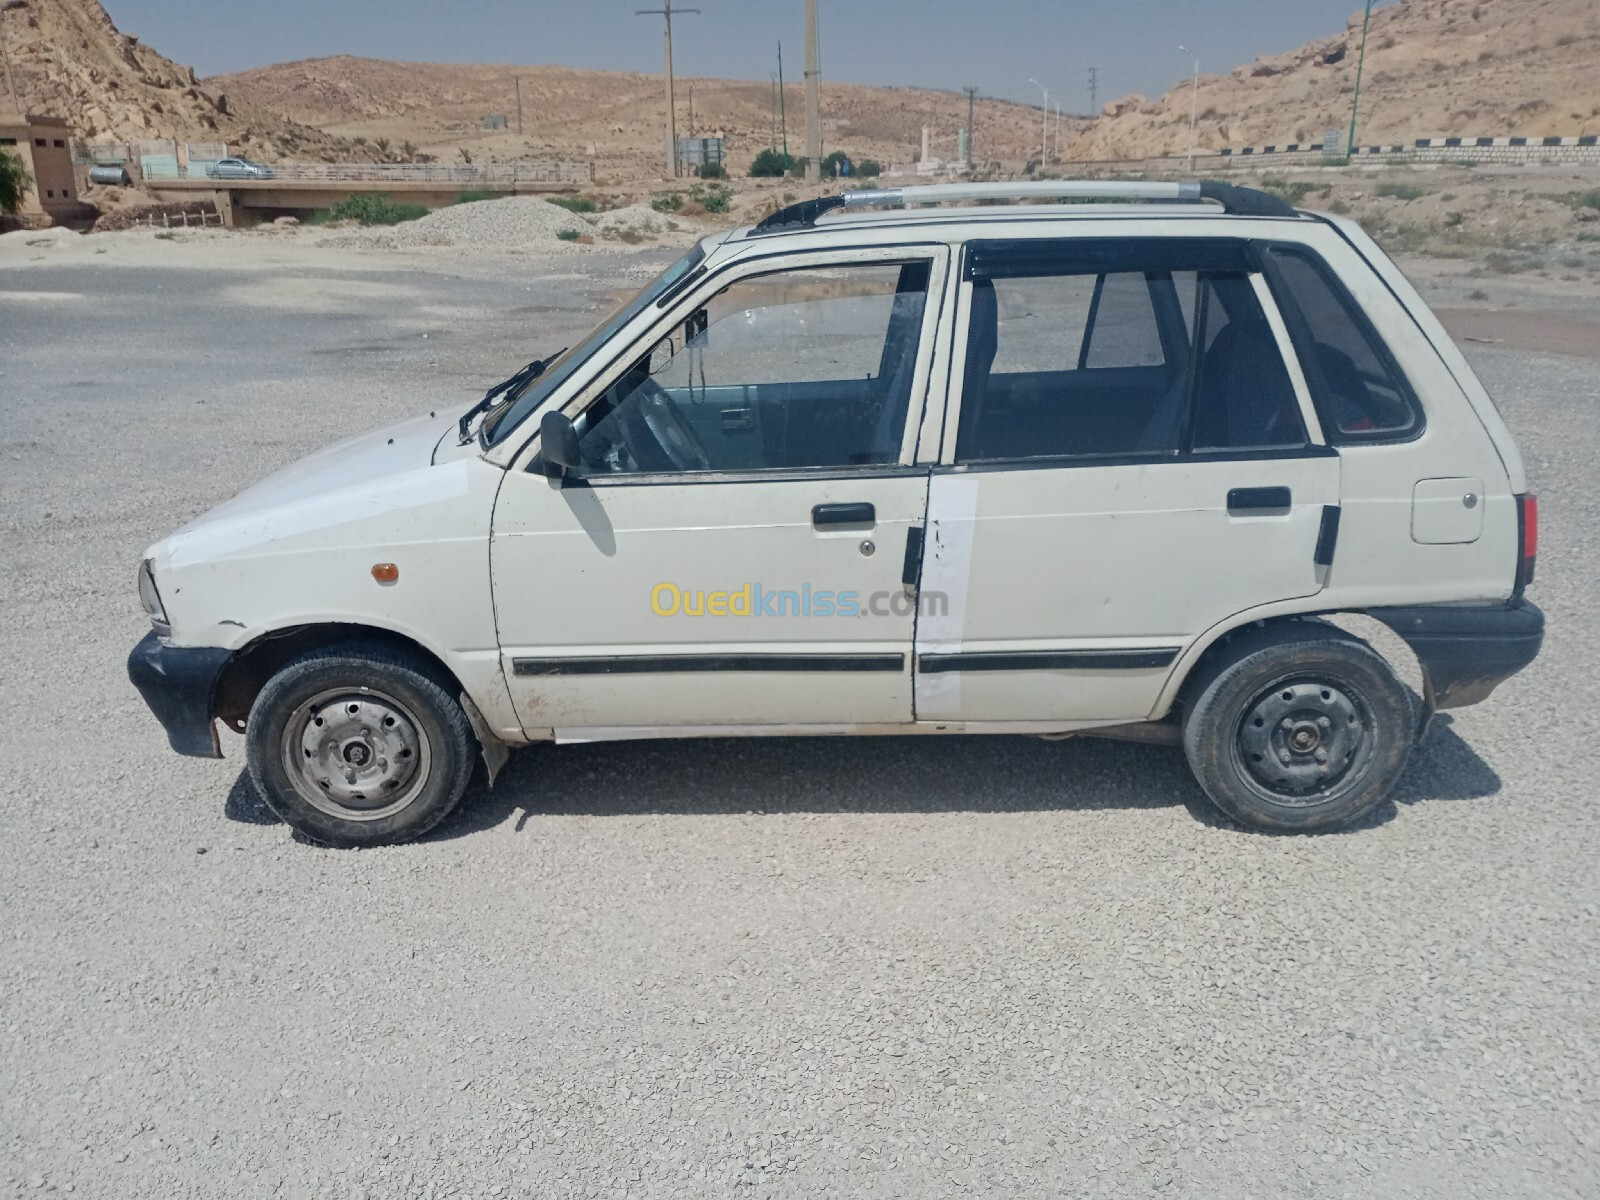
457,348,567,445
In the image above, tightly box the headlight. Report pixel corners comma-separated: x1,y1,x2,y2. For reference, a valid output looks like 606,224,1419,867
138,559,171,636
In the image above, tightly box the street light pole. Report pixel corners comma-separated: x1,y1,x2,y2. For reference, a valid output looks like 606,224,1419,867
1346,0,1375,157
1177,45,1200,174
1027,78,1049,170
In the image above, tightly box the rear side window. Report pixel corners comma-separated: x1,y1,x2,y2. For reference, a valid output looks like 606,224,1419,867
956,239,1307,462
1265,245,1421,442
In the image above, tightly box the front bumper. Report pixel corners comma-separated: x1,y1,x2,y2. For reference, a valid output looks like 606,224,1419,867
1369,599,1545,710
126,631,233,759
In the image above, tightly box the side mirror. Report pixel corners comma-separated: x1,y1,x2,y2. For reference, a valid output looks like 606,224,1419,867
538,410,580,481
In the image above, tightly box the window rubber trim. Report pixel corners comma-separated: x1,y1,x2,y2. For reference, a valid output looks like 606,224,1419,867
936,443,1337,475
1251,239,1427,446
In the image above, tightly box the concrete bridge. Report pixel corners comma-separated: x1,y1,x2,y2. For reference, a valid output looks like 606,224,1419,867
142,161,593,226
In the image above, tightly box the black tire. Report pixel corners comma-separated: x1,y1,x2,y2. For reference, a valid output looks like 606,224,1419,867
1181,622,1417,833
244,643,477,848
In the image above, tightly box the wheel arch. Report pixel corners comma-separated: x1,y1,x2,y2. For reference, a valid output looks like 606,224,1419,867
1155,607,1425,722
213,621,465,731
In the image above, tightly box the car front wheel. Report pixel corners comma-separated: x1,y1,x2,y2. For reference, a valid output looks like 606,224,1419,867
244,644,477,847
1182,623,1418,833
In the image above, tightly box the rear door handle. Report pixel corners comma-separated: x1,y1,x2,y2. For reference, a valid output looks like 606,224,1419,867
812,502,876,528
1227,486,1292,513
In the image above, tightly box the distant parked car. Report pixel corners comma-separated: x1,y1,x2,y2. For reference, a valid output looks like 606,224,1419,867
205,157,274,180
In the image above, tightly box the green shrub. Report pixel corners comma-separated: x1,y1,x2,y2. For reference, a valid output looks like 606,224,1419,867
651,192,684,213
556,229,582,241
1259,176,1319,205
1376,181,1426,202
1562,190,1600,211
0,148,33,215
690,182,733,214
548,195,598,213
857,159,882,179
749,148,788,177
1445,210,1465,228
322,192,428,226
695,161,726,179
455,190,497,205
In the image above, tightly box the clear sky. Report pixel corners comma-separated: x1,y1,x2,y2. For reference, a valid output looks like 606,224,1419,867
103,0,1393,114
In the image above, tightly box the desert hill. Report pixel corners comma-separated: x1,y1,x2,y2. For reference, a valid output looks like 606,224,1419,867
0,0,351,157
1071,0,1600,160
207,55,1089,179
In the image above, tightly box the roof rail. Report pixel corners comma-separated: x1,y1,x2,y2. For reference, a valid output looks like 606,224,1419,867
750,179,1297,232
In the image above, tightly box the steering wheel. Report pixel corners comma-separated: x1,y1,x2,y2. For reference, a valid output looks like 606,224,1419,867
623,378,712,472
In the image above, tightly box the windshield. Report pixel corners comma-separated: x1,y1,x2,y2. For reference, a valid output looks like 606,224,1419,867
484,243,707,445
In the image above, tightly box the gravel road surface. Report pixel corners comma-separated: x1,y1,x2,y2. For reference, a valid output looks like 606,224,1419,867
1,236,1596,1199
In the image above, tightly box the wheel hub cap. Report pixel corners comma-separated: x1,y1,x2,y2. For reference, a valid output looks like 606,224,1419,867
1237,681,1367,800
288,691,425,813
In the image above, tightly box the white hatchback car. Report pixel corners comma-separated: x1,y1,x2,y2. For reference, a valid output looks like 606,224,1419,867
129,180,1543,846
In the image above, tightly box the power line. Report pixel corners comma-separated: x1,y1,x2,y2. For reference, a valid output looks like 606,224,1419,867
636,0,700,179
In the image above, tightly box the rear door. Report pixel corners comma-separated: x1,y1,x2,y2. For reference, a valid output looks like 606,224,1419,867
915,237,1340,724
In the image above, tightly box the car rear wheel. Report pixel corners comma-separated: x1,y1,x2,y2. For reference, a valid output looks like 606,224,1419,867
1182,623,1417,833
244,644,477,847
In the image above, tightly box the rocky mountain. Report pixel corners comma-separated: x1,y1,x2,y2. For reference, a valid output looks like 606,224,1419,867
206,56,1088,179
0,0,350,156
1070,0,1600,160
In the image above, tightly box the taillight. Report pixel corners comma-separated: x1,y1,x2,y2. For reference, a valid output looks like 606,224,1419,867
1515,493,1537,593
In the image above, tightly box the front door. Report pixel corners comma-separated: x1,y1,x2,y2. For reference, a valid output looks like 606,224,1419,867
915,237,1340,724
491,249,949,736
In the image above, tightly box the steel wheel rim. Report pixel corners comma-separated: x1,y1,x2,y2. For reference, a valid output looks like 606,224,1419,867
280,687,432,822
1232,673,1374,807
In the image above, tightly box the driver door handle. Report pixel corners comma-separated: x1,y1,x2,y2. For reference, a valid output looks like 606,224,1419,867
812,502,876,528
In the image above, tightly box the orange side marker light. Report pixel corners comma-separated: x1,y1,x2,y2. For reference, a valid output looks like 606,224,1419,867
371,563,400,584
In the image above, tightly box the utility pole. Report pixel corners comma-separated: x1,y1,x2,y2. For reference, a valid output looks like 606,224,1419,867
1346,0,1375,156
1177,45,1200,173
770,74,778,150
803,0,822,183
637,0,700,179
962,85,979,165
514,76,524,137
1027,78,1049,171
778,41,790,171
1088,66,1099,116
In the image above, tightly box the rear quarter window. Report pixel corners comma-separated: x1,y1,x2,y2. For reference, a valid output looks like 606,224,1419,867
1264,244,1423,443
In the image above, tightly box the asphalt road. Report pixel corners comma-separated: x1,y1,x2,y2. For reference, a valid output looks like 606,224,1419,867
1,239,1596,1199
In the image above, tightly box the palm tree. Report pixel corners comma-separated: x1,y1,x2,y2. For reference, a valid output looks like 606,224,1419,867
0,148,32,215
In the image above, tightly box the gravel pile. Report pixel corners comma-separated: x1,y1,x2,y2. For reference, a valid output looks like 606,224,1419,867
322,195,594,253
593,203,686,243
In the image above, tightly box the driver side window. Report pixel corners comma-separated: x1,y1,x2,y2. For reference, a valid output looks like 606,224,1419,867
577,259,932,475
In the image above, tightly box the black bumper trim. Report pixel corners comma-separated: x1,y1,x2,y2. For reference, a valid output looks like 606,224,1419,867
127,631,233,759
1368,599,1544,710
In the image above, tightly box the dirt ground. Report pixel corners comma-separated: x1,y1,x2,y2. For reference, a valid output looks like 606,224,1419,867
2,215,1598,1200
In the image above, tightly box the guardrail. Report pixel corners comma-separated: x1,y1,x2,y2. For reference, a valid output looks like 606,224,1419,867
139,161,594,184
